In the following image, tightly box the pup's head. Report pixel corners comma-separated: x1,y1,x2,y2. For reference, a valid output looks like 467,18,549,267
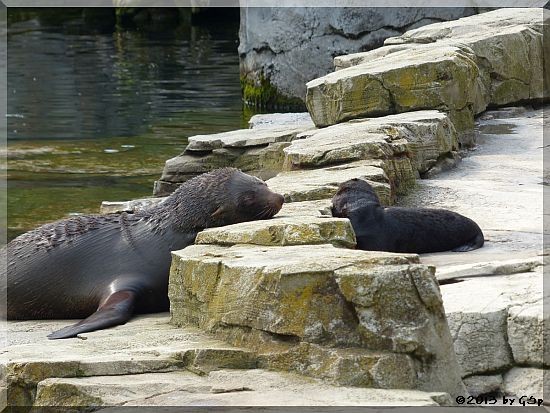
331,178,381,217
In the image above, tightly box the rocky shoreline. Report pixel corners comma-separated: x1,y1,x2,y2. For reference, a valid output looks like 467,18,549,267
2,8,548,409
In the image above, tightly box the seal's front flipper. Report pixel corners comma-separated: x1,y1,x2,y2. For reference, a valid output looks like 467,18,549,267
48,290,136,339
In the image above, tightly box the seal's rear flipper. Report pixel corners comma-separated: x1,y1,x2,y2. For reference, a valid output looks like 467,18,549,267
47,290,136,339
452,232,485,252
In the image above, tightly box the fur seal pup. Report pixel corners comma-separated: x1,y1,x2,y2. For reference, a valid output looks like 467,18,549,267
4,168,284,339
331,178,484,253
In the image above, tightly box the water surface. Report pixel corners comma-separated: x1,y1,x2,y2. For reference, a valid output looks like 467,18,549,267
7,18,247,240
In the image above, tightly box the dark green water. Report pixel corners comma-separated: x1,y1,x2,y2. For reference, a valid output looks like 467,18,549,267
7,16,249,240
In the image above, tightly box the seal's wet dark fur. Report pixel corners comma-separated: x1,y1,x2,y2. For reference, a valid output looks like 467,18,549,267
4,168,284,339
331,178,484,254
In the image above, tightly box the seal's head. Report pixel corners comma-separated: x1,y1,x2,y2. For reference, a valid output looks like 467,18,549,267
156,168,284,231
331,178,381,218
209,169,284,226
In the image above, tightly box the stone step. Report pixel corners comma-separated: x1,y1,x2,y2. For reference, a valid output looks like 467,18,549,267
1,314,257,406
33,369,451,407
196,215,356,248
186,125,313,152
435,256,543,282
169,243,465,397
155,142,291,195
154,116,316,196
285,110,457,175
248,112,314,130
306,8,546,128
276,198,333,217
266,161,391,204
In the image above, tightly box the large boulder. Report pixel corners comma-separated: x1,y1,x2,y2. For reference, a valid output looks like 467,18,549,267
239,7,477,106
169,243,466,397
306,8,547,129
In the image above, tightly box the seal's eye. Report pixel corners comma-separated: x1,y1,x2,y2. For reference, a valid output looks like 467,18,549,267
238,191,257,207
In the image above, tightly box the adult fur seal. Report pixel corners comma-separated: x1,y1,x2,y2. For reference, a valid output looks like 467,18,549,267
331,178,484,253
4,168,284,339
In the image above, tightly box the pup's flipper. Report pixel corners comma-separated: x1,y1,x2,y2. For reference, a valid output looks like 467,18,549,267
47,290,136,339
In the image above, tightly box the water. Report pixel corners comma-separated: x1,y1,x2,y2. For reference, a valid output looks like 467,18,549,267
7,17,249,240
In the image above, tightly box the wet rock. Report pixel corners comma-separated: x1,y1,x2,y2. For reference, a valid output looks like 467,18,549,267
195,216,356,248
307,8,547,128
169,243,466,397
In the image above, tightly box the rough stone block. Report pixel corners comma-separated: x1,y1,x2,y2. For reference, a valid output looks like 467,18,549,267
155,143,291,196
0,315,257,407
196,216,356,248
507,299,549,367
248,112,315,130
260,343,417,389
502,367,549,400
275,199,333,218
306,45,482,129
307,8,547,128
169,243,465,396
33,369,451,407
463,375,503,397
266,161,391,204
446,310,513,377
186,126,306,152
284,111,457,190
441,269,545,377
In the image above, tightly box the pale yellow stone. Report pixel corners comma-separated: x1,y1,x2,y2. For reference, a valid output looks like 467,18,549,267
196,216,356,248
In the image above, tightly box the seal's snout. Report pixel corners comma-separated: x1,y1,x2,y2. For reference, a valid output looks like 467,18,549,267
272,192,285,213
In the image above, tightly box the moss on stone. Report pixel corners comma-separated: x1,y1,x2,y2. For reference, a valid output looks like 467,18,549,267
241,75,305,111
35,382,104,407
